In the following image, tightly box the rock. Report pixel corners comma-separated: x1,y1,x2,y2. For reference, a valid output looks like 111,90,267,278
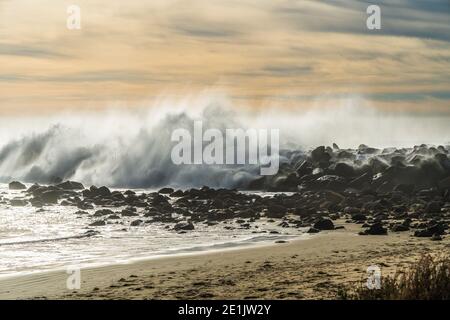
121,209,138,217
313,218,334,230
425,201,441,214
310,146,331,164
438,176,450,189
56,181,84,190
296,160,313,176
266,205,287,218
9,181,26,190
361,223,387,235
351,213,367,221
130,219,143,226
333,163,355,177
391,224,409,232
93,209,114,217
414,224,446,237
307,227,320,233
170,190,184,197
431,234,443,241
158,188,174,194
89,186,111,197
97,186,111,197
174,221,195,231
89,220,106,226
40,190,59,204
10,199,28,206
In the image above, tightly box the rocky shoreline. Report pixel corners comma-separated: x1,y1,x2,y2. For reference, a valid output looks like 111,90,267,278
2,144,449,241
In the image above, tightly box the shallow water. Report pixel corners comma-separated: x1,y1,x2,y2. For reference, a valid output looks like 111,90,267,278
0,184,305,278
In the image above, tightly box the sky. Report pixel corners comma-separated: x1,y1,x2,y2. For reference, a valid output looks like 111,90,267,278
0,0,449,115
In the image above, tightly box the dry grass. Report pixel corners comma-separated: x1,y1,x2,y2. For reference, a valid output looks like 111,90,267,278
338,254,450,300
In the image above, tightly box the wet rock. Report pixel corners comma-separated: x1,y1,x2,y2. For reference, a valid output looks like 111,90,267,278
307,227,320,233
310,146,331,164
10,198,28,206
332,163,355,177
158,187,174,194
56,181,84,190
40,190,60,204
174,221,195,231
121,209,138,217
170,190,184,197
89,220,106,226
9,181,26,190
313,218,334,230
93,209,113,217
130,219,143,226
266,204,287,218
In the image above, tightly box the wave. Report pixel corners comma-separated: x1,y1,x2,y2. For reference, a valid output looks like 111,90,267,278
0,231,99,246
0,93,449,188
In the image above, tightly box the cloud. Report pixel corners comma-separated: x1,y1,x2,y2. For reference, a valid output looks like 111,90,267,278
274,0,450,42
0,70,170,83
0,43,70,58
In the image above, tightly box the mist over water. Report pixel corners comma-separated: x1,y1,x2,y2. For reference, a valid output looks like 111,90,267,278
0,94,449,188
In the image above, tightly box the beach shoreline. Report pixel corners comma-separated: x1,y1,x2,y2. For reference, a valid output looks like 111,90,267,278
1,221,447,300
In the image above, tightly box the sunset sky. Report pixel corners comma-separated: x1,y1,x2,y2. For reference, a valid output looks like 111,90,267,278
0,0,449,115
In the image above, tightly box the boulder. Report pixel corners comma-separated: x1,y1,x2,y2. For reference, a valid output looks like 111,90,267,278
158,188,174,194
360,223,387,235
313,218,334,230
89,220,106,226
266,205,287,218
391,224,409,232
10,199,28,206
310,146,331,164
40,190,60,204
307,227,320,233
174,221,195,231
130,219,143,226
9,181,26,190
56,181,84,190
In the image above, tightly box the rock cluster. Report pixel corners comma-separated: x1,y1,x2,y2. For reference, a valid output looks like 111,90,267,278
5,144,449,239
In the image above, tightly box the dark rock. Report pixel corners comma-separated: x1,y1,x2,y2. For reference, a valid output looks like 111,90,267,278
10,199,28,206
431,234,443,241
130,219,143,226
311,146,331,164
351,213,367,221
391,224,409,232
333,163,355,177
41,190,60,204
425,201,441,214
159,188,174,194
174,221,195,231
313,218,334,230
89,220,106,226
307,227,320,233
9,181,26,190
361,223,388,235
56,181,84,190
266,205,287,218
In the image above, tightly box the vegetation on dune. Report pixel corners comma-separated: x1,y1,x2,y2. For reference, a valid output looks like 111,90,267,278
338,254,450,300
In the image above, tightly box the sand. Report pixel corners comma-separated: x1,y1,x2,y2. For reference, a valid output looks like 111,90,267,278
1,221,448,300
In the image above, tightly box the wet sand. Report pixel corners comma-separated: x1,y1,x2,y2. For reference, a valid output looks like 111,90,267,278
0,221,448,300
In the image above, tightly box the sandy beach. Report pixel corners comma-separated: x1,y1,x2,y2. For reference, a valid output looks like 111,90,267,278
1,221,447,300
